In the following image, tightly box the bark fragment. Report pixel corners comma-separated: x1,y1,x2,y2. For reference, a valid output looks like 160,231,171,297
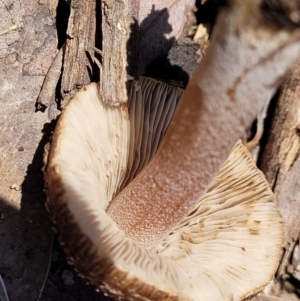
100,0,130,106
60,0,96,107
259,60,300,244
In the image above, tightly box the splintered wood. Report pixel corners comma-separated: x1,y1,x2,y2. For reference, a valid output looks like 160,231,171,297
61,0,96,107
100,0,129,106
36,0,195,109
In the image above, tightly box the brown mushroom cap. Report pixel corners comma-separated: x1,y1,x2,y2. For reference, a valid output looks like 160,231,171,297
45,80,283,301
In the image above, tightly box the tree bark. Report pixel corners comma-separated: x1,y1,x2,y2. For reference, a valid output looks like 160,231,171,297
259,60,300,245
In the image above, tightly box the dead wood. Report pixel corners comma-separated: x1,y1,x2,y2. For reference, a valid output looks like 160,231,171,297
259,60,300,245
60,0,96,107
100,0,129,106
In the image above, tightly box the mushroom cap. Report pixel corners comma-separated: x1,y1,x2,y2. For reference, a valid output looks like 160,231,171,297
44,80,283,301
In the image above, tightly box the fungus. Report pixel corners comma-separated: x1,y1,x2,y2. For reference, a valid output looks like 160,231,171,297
44,1,300,300
45,79,282,301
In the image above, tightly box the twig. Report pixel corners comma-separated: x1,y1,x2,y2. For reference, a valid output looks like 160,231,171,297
0,275,10,301
37,234,54,300
0,24,21,36
36,48,63,111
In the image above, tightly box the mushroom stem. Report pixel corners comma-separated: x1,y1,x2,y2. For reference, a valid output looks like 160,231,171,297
107,0,300,248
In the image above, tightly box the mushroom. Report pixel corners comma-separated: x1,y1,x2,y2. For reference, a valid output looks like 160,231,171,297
44,1,300,300
45,78,283,301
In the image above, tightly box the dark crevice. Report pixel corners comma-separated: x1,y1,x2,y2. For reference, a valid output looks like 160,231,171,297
256,91,279,167
145,56,189,88
95,0,102,51
261,0,300,29
286,276,300,298
248,118,258,142
85,51,100,83
54,73,63,110
271,167,280,191
89,0,102,83
196,0,227,27
56,0,70,49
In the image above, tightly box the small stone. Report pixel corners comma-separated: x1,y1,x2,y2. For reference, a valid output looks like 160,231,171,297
10,184,21,191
